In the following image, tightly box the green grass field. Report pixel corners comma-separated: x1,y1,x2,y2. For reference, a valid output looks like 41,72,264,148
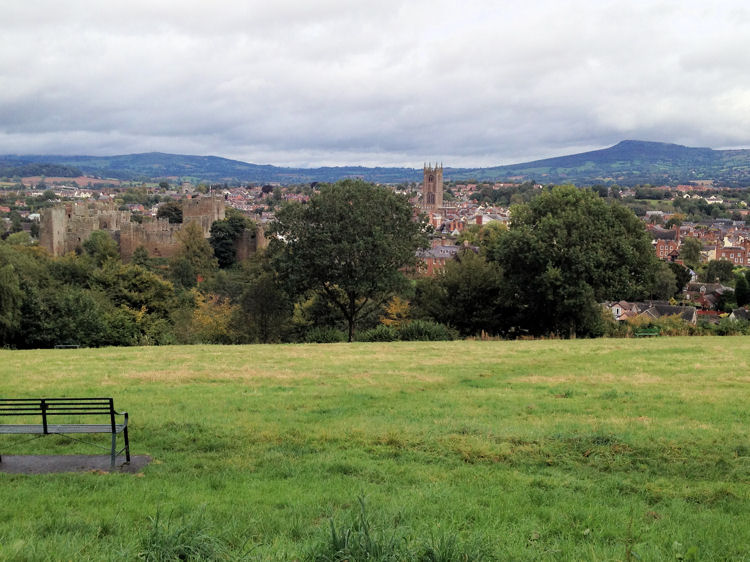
1,338,748,560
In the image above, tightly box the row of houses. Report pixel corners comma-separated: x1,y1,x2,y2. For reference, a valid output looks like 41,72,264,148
607,301,698,323
651,221,750,265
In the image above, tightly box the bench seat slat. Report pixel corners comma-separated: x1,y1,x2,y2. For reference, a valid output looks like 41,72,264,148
0,424,127,434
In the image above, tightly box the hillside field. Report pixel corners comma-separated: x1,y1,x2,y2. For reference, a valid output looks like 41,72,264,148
0,338,748,560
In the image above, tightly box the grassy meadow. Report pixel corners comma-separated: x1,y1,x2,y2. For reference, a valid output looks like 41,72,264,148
0,338,748,560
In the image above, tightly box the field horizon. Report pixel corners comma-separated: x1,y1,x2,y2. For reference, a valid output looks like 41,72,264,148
1,338,748,560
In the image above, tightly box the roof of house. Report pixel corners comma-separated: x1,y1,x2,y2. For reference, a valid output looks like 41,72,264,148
637,303,697,324
651,228,678,241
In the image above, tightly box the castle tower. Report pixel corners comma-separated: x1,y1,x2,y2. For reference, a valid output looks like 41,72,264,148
422,163,443,211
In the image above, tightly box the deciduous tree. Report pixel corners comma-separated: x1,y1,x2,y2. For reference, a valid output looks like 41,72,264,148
488,186,660,337
414,249,504,336
703,259,734,283
169,221,218,288
269,179,427,341
679,237,702,268
157,200,183,224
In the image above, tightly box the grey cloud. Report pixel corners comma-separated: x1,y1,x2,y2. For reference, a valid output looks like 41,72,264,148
1,1,749,168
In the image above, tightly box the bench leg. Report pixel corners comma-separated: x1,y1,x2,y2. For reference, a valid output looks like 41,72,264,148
111,432,117,469
123,427,130,463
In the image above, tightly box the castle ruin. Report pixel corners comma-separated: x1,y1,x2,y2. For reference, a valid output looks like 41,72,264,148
40,197,261,261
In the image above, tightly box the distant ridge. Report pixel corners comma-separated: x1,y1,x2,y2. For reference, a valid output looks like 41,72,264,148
4,140,750,186
456,140,750,186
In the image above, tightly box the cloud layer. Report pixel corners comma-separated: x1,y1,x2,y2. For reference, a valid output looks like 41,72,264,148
2,1,750,167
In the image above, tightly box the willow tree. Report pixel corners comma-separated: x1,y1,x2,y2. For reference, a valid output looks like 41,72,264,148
269,179,428,341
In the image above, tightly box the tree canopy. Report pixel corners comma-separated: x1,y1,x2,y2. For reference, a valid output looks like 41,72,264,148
169,221,218,288
488,185,660,337
269,179,428,341
414,249,504,337
679,237,702,268
209,209,255,269
157,200,183,224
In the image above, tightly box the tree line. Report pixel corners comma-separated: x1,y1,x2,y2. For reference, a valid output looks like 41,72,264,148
1,180,748,349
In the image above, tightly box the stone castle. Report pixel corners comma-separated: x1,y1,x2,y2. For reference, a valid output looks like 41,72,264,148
40,197,263,261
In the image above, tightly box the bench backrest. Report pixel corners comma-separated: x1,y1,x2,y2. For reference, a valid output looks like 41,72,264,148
0,398,117,433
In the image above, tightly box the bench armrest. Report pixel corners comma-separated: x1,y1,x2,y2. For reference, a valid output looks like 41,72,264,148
114,410,128,427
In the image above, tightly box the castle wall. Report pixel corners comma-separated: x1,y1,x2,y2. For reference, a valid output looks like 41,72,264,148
119,219,183,260
40,206,67,256
183,197,225,236
40,197,259,263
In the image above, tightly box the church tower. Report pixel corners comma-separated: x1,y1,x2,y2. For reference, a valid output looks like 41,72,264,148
422,163,443,211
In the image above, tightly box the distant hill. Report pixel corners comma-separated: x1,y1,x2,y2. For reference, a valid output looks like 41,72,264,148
4,140,750,186
0,153,424,184
0,158,82,179
456,140,750,186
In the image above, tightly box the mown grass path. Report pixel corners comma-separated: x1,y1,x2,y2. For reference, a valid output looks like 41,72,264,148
1,338,748,560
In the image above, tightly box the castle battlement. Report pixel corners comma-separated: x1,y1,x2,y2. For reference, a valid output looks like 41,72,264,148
40,196,227,260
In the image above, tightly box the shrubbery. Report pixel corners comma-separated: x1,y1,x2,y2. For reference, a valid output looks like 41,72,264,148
303,327,347,344
397,320,458,341
355,324,399,342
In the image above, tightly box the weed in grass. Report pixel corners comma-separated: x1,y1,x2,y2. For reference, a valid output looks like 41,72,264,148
672,541,699,561
418,529,494,561
138,509,230,561
307,498,495,562
308,497,406,561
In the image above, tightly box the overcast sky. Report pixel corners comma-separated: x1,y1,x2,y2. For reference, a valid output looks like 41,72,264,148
1,1,749,167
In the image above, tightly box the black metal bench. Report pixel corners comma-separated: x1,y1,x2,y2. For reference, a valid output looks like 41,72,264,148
0,398,130,468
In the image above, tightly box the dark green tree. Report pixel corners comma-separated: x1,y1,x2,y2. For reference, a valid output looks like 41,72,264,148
679,237,702,268
92,261,175,318
8,211,23,233
209,210,254,268
649,262,678,300
169,221,217,288
667,261,692,295
236,255,292,343
488,185,660,337
83,231,120,267
157,200,183,224
269,179,428,341
734,272,750,308
413,249,503,336
131,245,150,267
0,263,22,344
703,259,735,283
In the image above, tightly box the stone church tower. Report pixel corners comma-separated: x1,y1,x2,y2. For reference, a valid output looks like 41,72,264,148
422,163,443,211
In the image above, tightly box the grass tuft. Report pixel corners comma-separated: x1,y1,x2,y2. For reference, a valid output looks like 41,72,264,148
308,497,406,561
138,509,229,561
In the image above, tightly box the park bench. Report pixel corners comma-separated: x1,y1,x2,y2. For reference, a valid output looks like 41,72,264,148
635,327,661,337
0,398,130,468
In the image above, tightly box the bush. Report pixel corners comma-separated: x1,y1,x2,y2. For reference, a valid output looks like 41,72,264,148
304,327,347,343
356,325,399,342
711,317,750,336
398,320,458,342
